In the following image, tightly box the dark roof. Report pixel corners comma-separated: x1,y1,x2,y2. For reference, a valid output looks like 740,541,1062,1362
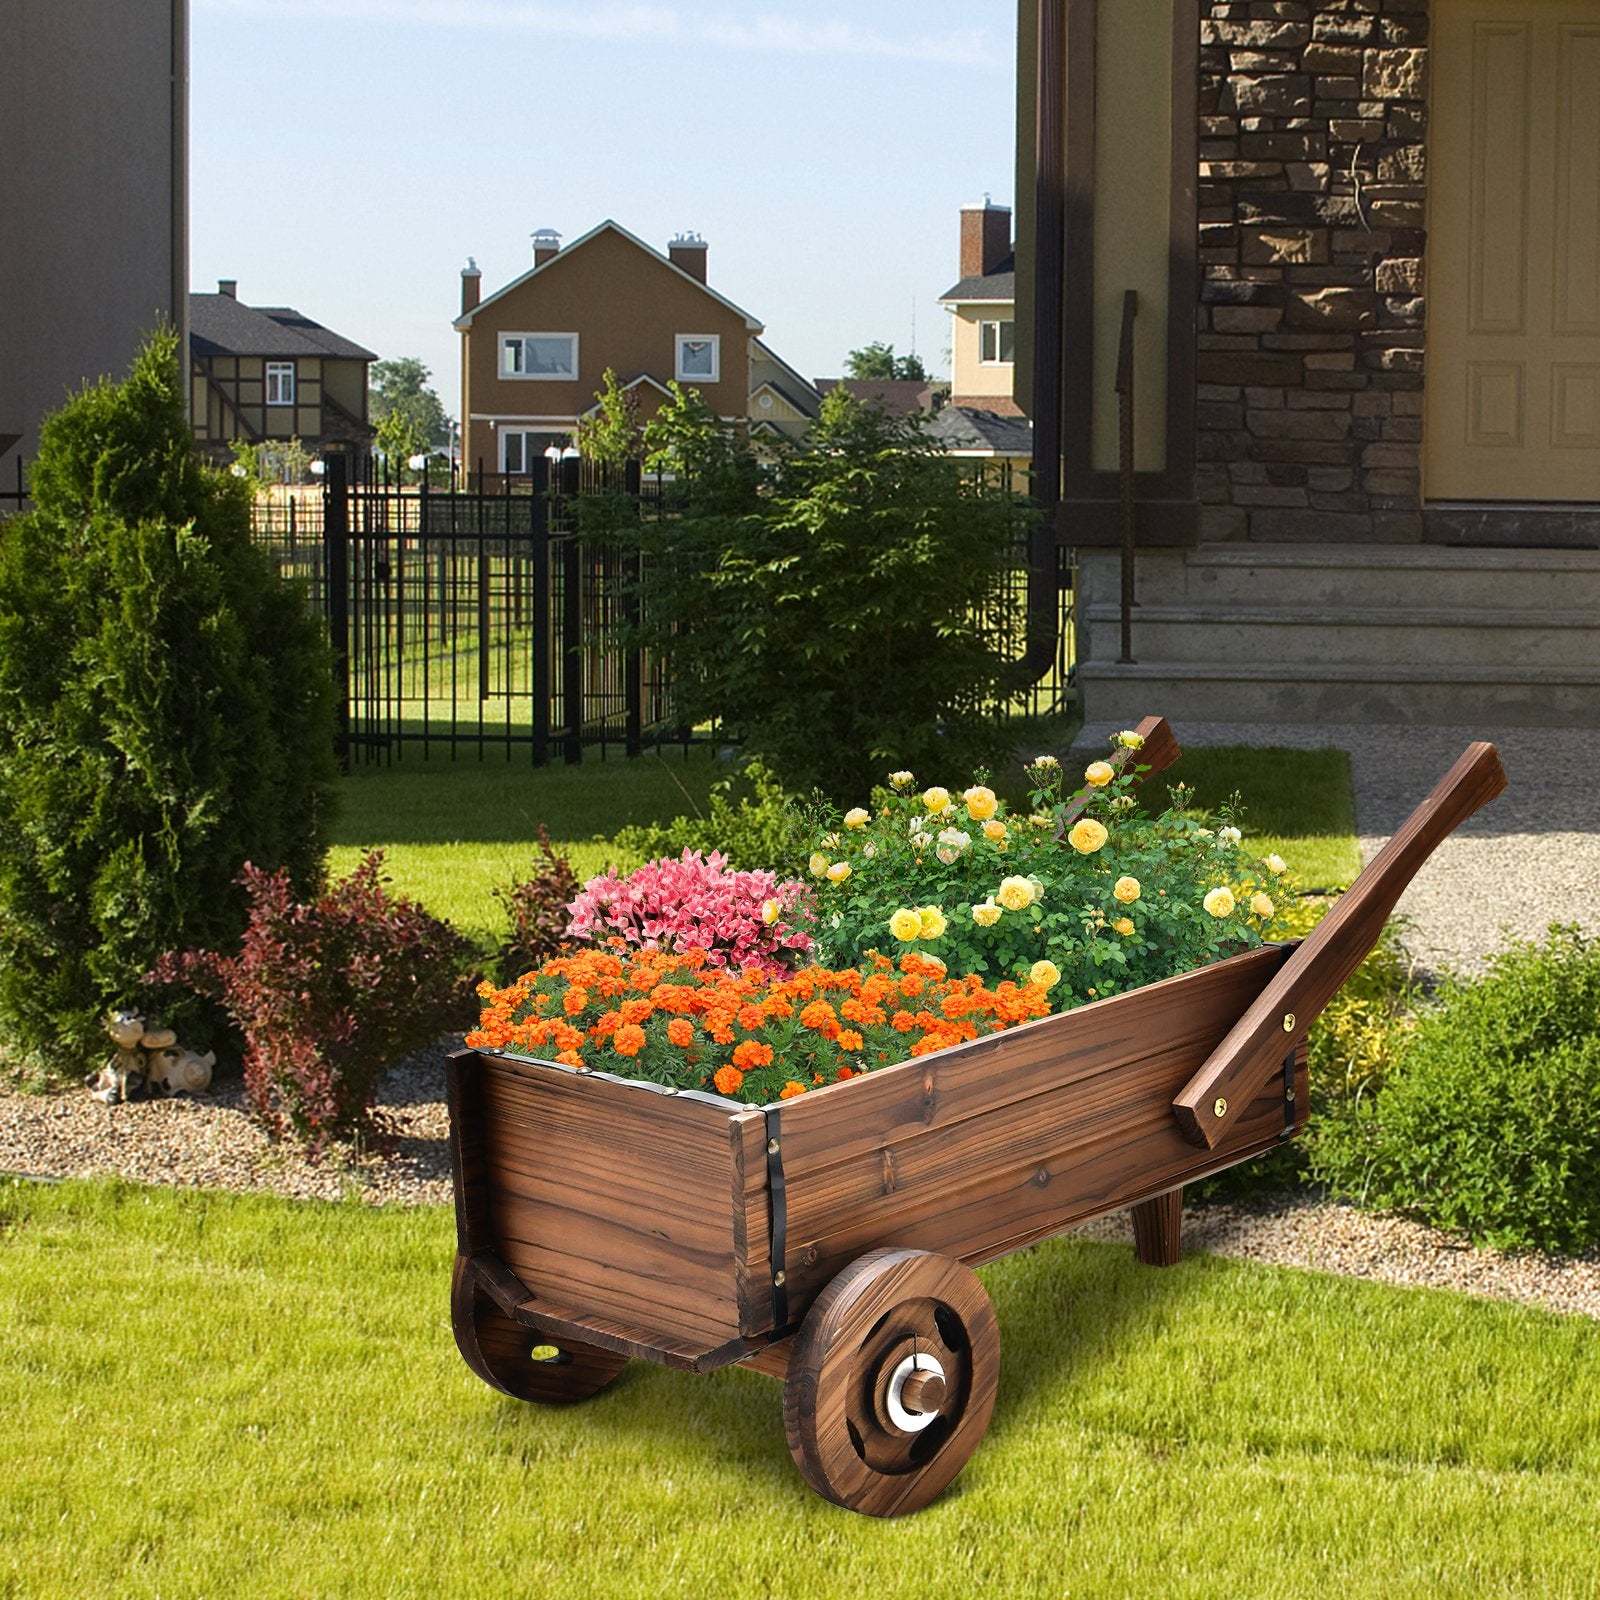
189,294,376,362
926,406,1034,455
938,266,1016,303
813,377,943,419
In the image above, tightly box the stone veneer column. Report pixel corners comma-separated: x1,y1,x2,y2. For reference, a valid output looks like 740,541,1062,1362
1196,0,1428,543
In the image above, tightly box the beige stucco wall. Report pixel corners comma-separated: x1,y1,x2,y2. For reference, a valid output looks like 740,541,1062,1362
0,0,187,469
948,304,1018,405
460,227,756,473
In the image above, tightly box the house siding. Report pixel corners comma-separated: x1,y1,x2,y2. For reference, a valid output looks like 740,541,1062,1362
1195,0,1430,543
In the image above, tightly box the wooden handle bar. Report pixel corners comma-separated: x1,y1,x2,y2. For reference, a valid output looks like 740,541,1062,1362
1172,740,1507,1149
1058,715,1182,828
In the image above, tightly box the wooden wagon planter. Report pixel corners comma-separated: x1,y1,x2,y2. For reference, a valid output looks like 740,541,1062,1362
447,723,1506,1516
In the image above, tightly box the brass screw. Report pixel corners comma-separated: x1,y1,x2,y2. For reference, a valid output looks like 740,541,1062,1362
1282,1012,1296,1033
767,1138,781,1156
773,1270,786,1287
1213,1096,1228,1119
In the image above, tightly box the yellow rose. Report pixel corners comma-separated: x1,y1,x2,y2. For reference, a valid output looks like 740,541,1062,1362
1029,959,1061,990
1029,813,1053,829
1266,854,1288,875
888,908,922,941
1084,761,1115,787
1068,818,1109,855
971,902,1002,928
996,876,1035,912
1251,892,1276,919
843,807,870,829
922,786,951,815
963,785,998,821
982,819,1008,842
1112,917,1136,937
808,853,830,877
826,861,851,883
889,771,915,789
918,906,947,940
1116,729,1145,750
1204,886,1236,918
1030,753,1060,770
1113,876,1141,904
761,898,780,926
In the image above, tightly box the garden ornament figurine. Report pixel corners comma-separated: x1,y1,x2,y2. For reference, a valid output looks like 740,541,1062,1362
85,1010,212,1102
86,1010,148,1103
147,1045,216,1098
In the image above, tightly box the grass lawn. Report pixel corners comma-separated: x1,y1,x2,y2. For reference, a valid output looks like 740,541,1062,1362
329,743,1362,950
3,1178,1597,1599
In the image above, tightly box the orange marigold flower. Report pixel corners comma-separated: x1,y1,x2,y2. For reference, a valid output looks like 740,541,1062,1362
779,1081,807,1099
563,988,590,1015
667,1018,694,1048
732,1040,775,1070
714,1065,745,1095
619,998,654,1027
800,1000,837,1031
837,1029,864,1052
890,1010,917,1032
613,1024,647,1057
556,1049,585,1068
710,1027,736,1046
738,1004,767,1032
837,1065,856,1080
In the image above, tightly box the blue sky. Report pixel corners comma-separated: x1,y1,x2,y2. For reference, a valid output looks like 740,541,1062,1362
190,0,1018,414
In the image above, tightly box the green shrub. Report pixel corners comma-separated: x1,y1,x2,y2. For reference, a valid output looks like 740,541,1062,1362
493,827,579,984
609,759,802,871
0,332,337,1075
1311,926,1600,1252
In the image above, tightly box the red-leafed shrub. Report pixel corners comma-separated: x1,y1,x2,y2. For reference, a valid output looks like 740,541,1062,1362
493,826,579,984
150,852,475,1153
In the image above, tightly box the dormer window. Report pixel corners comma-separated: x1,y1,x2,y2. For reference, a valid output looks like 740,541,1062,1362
979,320,1015,365
265,361,295,404
502,333,578,379
676,335,720,383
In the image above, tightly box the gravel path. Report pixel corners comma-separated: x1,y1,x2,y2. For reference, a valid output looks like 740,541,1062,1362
4,717,1596,1323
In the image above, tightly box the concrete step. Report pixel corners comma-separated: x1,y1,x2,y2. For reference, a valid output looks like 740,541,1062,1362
1081,601,1600,669
1121,542,1600,611
1073,658,1600,728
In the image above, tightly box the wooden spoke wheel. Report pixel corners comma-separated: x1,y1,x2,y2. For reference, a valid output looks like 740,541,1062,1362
450,1255,626,1405
782,1248,1000,1516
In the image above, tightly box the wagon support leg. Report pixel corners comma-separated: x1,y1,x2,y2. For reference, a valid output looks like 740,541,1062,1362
1130,1188,1183,1268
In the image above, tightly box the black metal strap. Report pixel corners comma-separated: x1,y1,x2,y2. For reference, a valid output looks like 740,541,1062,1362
763,1105,788,1328
1281,1049,1298,1140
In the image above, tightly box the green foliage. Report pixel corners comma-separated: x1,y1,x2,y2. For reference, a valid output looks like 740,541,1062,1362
0,331,338,1075
616,387,1034,802
641,380,741,481
374,407,428,477
844,340,928,382
1311,926,1600,1252
227,436,314,491
576,367,643,467
493,827,579,984
608,759,802,872
368,356,451,448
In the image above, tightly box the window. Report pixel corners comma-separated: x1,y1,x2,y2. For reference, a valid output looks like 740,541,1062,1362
499,429,566,474
979,320,1015,365
501,333,578,380
675,335,720,383
265,361,296,405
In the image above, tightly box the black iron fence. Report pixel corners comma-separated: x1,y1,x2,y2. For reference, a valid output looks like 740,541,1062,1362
250,458,1076,766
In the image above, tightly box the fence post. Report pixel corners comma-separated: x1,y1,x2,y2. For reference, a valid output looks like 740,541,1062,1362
562,519,583,765
624,458,643,758
323,454,351,772
531,456,551,766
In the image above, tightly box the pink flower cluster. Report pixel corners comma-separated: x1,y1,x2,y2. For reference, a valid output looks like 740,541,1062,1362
566,850,814,973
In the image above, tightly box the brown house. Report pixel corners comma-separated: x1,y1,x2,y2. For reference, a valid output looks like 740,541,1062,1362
455,221,819,479
1017,0,1600,727
189,282,375,465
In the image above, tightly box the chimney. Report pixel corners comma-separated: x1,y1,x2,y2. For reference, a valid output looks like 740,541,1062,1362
531,228,562,267
668,231,708,284
959,200,1012,279
461,257,481,316
217,278,237,298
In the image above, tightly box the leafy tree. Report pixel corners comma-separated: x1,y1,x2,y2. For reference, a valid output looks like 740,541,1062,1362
0,331,338,1076
576,368,642,468
613,386,1032,802
374,407,428,479
844,341,928,382
369,357,451,449
228,436,314,491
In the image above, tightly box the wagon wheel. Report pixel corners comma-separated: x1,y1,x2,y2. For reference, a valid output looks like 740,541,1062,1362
783,1248,1000,1516
450,1255,626,1405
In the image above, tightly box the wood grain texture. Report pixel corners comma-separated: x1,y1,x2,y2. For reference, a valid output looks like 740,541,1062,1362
782,1249,999,1516
451,1253,628,1403
1173,741,1507,1147
1059,714,1182,826
1131,1188,1183,1267
772,944,1301,1310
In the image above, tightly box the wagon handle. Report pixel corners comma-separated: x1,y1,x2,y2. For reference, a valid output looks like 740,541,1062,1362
1057,715,1182,828
1172,740,1507,1149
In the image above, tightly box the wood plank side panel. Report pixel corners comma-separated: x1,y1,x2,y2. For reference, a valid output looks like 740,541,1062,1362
477,1058,744,1357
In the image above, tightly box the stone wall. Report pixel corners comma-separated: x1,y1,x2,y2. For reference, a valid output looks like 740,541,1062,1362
1195,0,1428,543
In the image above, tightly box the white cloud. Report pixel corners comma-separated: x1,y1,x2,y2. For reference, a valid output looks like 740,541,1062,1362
194,0,1000,65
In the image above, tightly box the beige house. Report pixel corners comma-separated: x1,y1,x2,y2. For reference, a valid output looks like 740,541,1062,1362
0,0,188,477
454,221,819,479
939,201,1024,416
188,283,375,466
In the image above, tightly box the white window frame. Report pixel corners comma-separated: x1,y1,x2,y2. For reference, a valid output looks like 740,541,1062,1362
979,319,1016,365
500,429,533,474
265,361,296,405
675,334,720,384
500,332,579,381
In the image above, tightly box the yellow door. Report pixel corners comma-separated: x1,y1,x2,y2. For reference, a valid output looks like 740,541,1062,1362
1427,0,1600,501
